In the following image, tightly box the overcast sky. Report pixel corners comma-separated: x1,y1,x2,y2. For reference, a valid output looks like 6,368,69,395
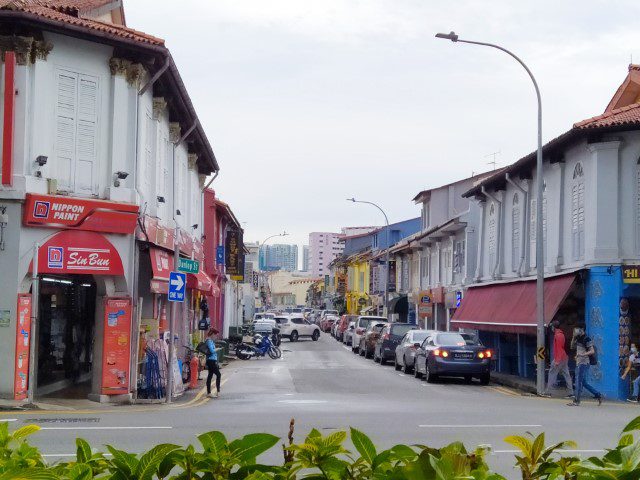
127,0,640,252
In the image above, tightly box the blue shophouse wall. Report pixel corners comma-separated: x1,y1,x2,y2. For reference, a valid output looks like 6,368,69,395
585,266,623,400
372,218,420,251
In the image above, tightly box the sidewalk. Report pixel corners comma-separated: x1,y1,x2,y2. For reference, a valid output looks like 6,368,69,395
491,371,537,395
0,360,230,413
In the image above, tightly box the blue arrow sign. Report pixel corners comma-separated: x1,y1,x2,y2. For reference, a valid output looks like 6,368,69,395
168,271,186,303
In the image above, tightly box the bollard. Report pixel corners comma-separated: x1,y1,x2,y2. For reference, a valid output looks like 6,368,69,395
189,355,200,389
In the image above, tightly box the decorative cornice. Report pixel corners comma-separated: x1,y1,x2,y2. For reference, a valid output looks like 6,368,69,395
126,63,145,86
188,153,198,169
109,57,130,76
169,122,181,143
0,35,34,65
32,40,53,61
152,97,167,120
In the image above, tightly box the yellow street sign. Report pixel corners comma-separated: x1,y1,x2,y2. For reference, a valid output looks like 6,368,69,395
537,347,546,360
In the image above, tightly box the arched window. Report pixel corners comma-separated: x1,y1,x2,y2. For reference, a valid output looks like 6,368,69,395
572,163,585,260
512,193,520,272
488,202,497,270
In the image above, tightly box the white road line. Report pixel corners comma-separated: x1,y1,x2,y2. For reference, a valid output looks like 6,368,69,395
278,400,327,404
43,453,114,458
418,424,541,428
1,419,18,422
39,426,173,431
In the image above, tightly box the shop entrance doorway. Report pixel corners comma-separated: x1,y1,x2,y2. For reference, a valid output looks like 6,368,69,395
35,274,97,397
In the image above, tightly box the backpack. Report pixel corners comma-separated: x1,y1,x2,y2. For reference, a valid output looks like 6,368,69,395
196,341,212,356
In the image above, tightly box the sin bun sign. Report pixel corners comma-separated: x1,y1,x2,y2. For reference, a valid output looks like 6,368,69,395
30,231,124,276
23,193,139,234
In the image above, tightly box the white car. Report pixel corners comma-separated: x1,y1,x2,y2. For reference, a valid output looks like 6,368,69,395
343,321,356,345
253,312,275,322
278,316,320,342
351,316,387,353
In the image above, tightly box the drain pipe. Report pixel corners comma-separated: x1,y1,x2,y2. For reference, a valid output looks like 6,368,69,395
481,186,502,279
505,173,528,277
201,171,219,193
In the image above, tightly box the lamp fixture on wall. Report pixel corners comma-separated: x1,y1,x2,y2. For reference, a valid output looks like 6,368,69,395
157,196,166,203
191,224,198,230
176,209,181,216
113,171,129,187
34,155,48,178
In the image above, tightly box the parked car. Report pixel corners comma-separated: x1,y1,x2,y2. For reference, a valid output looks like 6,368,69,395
253,312,275,322
413,332,492,384
393,329,437,373
351,316,387,353
343,321,356,345
279,316,321,342
321,315,339,333
253,318,277,336
335,315,353,342
373,323,418,365
359,321,389,358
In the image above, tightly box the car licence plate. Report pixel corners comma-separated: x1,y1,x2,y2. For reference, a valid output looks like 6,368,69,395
454,352,474,360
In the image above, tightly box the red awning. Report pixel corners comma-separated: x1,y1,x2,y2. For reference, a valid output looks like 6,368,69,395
149,247,173,294
210,282,221,298
187,270,213,294
451,274,576,334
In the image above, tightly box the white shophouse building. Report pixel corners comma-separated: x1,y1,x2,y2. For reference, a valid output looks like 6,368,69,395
0,1,218,402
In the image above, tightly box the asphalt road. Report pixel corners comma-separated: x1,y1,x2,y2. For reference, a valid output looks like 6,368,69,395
2,334,640,478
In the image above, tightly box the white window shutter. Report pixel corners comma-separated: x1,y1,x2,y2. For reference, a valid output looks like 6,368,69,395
55,71,78,191
144,111,153,192
578,182,585,258
75,75,99,195
530,199,537,268
512,206,520,271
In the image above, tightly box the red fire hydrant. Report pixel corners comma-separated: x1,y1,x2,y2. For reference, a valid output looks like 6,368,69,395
189,355,200,389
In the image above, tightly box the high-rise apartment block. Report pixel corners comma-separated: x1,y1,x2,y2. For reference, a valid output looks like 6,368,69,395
302,245,310,271
309,232,345,276
260,244,299,271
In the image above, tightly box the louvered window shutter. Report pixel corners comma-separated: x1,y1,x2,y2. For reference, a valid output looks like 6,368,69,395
512,206,520,271
55,71,78,192
75,75,99,195
530,199,537,268
577,183,585,259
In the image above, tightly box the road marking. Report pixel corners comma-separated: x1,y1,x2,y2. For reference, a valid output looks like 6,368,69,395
419,424,541,428
43,453,114,458
39,426,173,431
278,400,327,404
2,419,18,422
490,386,520,397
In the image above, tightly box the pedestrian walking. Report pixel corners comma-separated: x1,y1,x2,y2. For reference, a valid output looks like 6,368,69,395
543,321,572,396
567,327,602,406
205,328,221,398
621,343,640,402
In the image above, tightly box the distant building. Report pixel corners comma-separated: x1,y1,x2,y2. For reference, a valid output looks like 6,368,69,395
302,245,310,271
309,232,345,277
260,244,299,271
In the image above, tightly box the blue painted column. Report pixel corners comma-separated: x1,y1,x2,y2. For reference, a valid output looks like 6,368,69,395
585,267,624,400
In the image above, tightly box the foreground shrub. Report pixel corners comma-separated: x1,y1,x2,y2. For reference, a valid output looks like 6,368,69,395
2,416,640,479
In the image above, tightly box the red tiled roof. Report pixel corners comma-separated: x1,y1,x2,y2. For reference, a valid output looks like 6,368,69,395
0,0,163,45
573,102,640,129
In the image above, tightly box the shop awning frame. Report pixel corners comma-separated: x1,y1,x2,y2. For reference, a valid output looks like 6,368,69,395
451,274,577,334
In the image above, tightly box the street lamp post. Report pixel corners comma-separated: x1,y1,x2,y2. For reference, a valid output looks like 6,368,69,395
258,232,288,308
347,198,390,317
435,31,545,395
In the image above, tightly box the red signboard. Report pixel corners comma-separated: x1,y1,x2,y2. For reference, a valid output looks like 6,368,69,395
13,294,31,400
136,215,204,261
30,230,124,276
23,193,139,234
101,297,132,395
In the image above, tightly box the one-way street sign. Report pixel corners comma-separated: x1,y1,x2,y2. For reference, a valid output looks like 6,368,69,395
168,271,186,302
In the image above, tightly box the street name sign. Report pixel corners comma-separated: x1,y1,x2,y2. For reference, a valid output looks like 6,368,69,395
168,271,186,302
177,257,199,274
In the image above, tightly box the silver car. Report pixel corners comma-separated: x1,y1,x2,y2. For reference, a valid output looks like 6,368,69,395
394,330,437,374
351,316,387,353
343,321,356,346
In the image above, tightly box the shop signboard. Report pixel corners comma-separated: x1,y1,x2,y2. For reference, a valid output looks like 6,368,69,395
13,294,31,400
216,246,224,264
23,193,139,234
388,261,396,292
623,265,640,284
177,257,199,274
31,230,124,276
101,298,132,395
225,229,245,280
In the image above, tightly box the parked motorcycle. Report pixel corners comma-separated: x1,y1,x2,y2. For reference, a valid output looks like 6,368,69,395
235,334,281,360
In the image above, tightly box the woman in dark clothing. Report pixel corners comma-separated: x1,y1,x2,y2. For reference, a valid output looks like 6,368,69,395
205,328,221,398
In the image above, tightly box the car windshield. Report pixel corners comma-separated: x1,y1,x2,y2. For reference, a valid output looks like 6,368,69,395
274,317,289,324
411,331,431,343
390,323,413,337
436,333,467,346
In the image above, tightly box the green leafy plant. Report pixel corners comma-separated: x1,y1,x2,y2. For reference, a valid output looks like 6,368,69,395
2,417,640,479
